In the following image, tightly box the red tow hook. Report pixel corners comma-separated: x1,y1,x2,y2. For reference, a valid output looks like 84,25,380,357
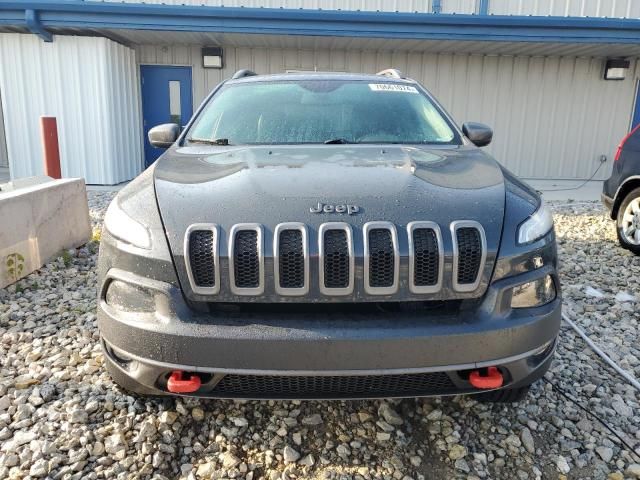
469,367,504,389
167,371,202,394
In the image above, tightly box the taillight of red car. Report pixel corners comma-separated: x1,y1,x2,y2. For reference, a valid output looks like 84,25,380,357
615,124,640,162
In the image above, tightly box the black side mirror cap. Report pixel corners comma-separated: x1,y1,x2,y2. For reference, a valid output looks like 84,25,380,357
462,122,493,147
149,123,180,149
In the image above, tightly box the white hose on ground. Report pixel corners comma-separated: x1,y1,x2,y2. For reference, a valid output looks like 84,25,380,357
550,201,600,208
562,312,640,392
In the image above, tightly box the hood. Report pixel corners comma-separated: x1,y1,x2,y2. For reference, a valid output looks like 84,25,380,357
154,144,506,301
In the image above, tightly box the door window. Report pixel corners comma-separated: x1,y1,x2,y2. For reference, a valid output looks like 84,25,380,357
169,80,182,126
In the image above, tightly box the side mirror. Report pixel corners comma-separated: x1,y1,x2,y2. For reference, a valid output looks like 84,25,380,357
462,122,493,147
148,123,180,149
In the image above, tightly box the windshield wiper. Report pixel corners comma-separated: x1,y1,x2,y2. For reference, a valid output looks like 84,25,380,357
324,138,352,144
188,137,231,146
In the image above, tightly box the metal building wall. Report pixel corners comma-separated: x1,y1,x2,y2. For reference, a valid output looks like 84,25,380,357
0,34,142,184
489,0,640,17
102,0,436,12
0,89,7,168
441,0,476,14
100,0,474,14
137,44,639,180
98,0,636,16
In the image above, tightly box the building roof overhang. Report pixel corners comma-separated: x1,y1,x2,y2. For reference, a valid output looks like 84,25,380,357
2,1,640,57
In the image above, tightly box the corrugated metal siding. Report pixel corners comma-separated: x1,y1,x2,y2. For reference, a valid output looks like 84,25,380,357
105,39,144,184
441,0,476,14
100,0,473,14
489,0,640,18
138,44,639,180
96,0,639,16
101,0,436,12
0,34,142,184
0,88,7,168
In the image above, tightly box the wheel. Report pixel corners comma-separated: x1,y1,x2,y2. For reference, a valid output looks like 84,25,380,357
474,385,531,403
616,187,640,255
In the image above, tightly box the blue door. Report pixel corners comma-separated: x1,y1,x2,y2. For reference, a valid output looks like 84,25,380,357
633,79,640,130
140,65,193,167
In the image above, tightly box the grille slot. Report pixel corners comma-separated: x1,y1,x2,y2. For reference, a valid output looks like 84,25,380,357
189,231,215,287
184,224,219,295
279,231,303,288
211,372,456,399
319,223,354,295
364,222,399,295
274,223,308,295
324,231,349,288
229,224,263,295
456,228,482,284
234,231,259,287
452,221,486,292
368,229,394,287
412,227,440,288
413,230,439,285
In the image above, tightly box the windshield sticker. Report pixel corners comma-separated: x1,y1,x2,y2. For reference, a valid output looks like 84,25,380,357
369,84,419,93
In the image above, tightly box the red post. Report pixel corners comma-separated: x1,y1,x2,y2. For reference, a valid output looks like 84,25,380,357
40,116,62,179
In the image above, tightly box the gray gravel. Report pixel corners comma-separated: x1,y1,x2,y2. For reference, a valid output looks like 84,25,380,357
0,194,638,480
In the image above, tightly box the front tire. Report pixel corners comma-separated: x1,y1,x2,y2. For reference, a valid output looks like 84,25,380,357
616,187,640,255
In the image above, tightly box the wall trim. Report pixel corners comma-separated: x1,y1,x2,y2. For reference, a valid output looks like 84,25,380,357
478,0,489,15
24,9,52,42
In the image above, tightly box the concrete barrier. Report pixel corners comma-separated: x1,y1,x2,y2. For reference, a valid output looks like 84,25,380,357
0,177,91,288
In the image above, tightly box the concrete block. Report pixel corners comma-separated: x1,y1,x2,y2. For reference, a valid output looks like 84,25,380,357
0,177,91,288
0,176,53,192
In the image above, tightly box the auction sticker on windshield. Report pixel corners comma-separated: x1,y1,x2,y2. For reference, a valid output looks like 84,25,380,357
369,84,419,93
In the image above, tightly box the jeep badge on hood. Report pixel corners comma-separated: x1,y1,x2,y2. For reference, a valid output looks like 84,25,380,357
310,202,360,215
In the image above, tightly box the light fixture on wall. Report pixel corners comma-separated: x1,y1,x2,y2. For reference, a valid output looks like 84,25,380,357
604,59,630,81
202,47,223,69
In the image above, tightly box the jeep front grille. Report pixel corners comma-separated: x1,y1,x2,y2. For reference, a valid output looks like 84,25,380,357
184,221,486,298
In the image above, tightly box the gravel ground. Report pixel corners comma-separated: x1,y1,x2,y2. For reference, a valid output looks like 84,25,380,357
0,193,639,480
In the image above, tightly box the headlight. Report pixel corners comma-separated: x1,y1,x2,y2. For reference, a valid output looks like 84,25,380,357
517,202,554,245
105,280,156,313
104,199,151,249
511,275,556,308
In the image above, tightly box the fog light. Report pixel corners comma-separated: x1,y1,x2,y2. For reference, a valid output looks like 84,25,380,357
511,275,556,309
105,280,155,313
104,342,133,367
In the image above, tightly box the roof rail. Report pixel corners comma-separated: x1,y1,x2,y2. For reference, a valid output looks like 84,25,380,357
376,68,405,79
231,69,257,80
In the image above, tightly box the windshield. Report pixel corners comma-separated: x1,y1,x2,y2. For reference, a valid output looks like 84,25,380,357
187,80,459,146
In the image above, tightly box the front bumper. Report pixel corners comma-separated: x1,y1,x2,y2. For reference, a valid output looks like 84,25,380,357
98,265,561,399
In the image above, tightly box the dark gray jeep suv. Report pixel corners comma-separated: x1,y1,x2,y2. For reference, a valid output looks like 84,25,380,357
98,70,560,402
